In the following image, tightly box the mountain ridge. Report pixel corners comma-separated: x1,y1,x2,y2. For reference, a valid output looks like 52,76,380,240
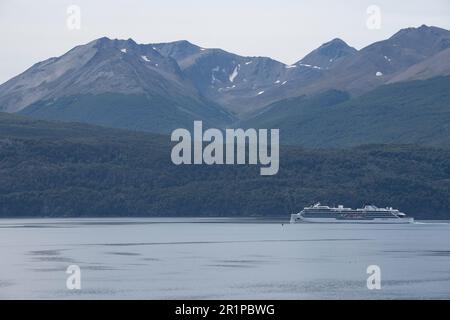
0,25,449,135
242,75,450,147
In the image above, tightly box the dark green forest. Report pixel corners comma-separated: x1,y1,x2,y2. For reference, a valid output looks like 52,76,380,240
242,76,450,147
1,112,449,219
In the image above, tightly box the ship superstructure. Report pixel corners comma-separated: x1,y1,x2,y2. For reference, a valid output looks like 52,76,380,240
290,203,414,224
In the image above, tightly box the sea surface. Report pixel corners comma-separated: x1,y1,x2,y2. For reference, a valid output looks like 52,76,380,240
0,218,449,299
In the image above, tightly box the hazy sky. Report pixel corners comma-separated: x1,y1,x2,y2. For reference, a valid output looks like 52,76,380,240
1,0,449,83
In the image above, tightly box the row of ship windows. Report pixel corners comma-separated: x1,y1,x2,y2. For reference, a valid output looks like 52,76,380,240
303,214,396,217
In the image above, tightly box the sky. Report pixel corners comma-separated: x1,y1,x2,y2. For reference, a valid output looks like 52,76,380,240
0,0,449,83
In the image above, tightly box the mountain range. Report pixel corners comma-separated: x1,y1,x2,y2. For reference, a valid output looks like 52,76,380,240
1,24,450,147
2,24,450,218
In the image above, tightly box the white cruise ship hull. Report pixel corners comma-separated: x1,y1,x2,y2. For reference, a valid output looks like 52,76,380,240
290,214,414,224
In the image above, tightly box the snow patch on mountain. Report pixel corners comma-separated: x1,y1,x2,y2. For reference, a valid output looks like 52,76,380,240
141,55,150,62
229,64,240,83
219,85,237,92
298,63,322,70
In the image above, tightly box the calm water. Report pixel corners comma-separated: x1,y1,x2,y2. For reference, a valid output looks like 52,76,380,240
0,218,449,299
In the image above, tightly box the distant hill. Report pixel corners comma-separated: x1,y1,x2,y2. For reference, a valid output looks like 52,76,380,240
388,47,450,83
242,75,450,147
295,38,358,70
0,38,234,133
1,112,450,219
143,40,319,116
302,25,450,96
153,25,450,115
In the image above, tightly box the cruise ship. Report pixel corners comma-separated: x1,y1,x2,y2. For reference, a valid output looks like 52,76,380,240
290,203,414,224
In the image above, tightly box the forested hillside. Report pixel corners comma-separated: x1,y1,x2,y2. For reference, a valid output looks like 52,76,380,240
1,112,449,219
242,76,450,147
